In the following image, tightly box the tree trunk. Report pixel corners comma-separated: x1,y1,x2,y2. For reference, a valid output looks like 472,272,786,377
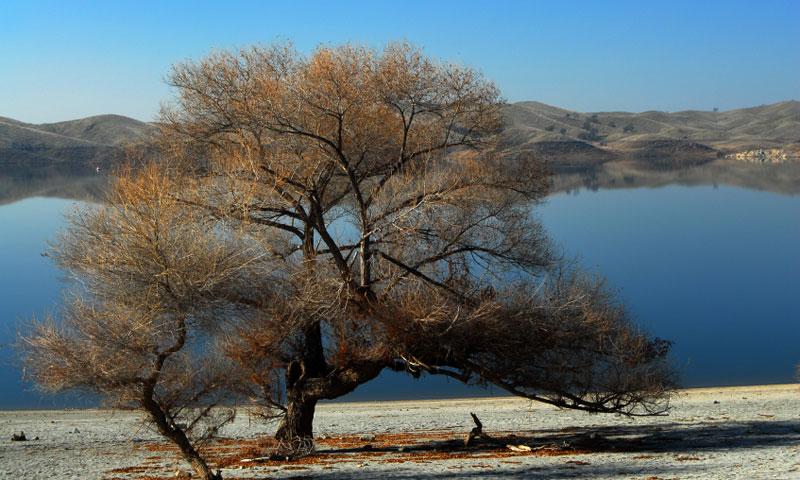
182,449,222,480
274,319,326,442
275,391,317,441
141,397,221,480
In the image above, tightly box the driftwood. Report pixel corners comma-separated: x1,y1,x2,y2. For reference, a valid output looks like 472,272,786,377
464,412,492,447
463,413,540,452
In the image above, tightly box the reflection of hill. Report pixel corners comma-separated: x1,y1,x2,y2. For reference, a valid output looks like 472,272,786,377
0,167,108,205
549,159,800,196
0,114,149,204
3,160,797,206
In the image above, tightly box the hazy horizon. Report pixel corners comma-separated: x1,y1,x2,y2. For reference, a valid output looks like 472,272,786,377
2,0,799,123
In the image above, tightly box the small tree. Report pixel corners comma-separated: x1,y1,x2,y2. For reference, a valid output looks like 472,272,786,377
20,166,276,479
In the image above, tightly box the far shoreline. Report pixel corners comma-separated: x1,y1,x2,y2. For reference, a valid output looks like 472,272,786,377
2,382,796,413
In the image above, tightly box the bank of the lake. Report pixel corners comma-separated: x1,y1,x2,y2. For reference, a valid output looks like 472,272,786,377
0,384,798,479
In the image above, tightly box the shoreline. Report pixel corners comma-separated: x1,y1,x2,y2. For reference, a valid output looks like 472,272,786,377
2,383,797,413
2,383,798,479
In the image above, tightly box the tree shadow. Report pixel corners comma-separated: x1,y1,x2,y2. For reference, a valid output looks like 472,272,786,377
292,419,800,479
320,419,800,455
523,419,800,454
284,463,697,480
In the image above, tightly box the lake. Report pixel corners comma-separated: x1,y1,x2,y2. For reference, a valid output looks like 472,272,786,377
1,184,798,408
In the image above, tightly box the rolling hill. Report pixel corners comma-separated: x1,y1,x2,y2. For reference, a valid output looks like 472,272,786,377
1,101,797,173
0,114,152,170
502,100,800,168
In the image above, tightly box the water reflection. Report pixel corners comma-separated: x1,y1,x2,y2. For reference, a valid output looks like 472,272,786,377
549,159,800,196
1,181,798,408
0,197,94,408
539,185,800,387
0,167,107,206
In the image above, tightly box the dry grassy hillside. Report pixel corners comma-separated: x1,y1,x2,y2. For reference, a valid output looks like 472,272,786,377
34,114,150,146
0,114,151,169
503,100,800,168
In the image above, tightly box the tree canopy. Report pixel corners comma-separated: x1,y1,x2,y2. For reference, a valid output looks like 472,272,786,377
22,42,674,480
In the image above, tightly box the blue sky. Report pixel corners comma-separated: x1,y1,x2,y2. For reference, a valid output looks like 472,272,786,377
1,0,798,123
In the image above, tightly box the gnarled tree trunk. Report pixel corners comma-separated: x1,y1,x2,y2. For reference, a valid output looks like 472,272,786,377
275,390,318,441
273,322,387,443
274,321,326,441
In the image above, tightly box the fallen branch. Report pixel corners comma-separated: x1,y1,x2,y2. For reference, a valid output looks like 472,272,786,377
464,412,491,447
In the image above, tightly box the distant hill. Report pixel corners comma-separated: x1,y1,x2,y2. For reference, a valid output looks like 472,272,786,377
0,114,152,171
1,101,798,173
34,114,151,146
502,100,800,169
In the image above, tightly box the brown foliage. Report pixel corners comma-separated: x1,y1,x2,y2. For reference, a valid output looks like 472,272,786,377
155,40,673,427
21,42,675,475
386,273,674,414
19,164,278,479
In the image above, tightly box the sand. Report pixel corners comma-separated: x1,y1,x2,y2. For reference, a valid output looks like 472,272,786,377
1,384,798,479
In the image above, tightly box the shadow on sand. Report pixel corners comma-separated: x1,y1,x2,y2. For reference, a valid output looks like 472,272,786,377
287,419,800,479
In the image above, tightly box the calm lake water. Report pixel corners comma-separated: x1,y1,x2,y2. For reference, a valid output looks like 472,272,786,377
1,185,798,408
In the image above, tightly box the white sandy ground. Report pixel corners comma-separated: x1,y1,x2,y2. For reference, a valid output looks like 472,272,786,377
1,384,799,479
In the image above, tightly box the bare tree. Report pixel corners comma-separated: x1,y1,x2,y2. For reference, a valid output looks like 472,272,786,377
20,166,277,479
155,41,675,442
22,42,675,468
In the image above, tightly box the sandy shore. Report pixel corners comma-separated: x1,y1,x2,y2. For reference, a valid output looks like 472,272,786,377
1,384,798,479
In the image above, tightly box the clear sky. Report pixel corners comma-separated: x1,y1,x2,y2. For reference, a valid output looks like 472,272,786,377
1,0,798,123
